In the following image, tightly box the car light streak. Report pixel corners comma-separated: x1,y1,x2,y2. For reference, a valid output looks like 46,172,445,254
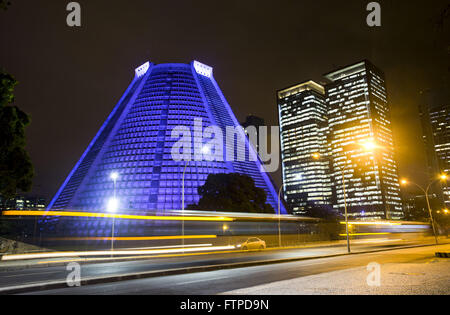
1,245,236,261
339,233,392,236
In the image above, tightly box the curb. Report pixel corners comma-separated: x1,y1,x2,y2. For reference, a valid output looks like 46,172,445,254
1,242,448,295
435,252,450,258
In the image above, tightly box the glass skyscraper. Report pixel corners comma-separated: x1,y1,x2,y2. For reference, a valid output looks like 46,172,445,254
278,81,333,215
48,61,286,214
421,103,450,206
325,60,403,220
278,61,403,219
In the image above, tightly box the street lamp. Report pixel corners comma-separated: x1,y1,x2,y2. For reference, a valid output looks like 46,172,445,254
359,139,377,152
107,197,119,255
312,139,386,253
181,146,210,250
109,172,119,255
358,139,392,219
400,173,448,245
223,224,230,246
181,160,189,252
277,185,285,248
313,152,350,253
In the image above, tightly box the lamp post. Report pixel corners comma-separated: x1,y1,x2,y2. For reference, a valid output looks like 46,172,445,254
181,146,210,251
340,162,351,253
223,224,230,246
277,185,284,248
109,172,119,256
360,139,391,219
182,160,189,251
400,174,448,245
313,152,351,253
312,139,385,254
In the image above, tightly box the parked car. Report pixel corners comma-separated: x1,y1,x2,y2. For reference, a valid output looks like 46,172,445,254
237,237,266,251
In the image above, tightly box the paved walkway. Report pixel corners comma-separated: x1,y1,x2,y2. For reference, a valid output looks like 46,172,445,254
225,244,450,295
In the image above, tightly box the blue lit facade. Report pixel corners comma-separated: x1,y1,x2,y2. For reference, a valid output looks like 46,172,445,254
49,61,286,214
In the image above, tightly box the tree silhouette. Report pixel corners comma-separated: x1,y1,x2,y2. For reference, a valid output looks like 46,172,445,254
0,70,34,198
0,0,11,11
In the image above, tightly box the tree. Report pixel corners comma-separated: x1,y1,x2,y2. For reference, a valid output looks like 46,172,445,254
0,70,34,198
188,173,275,214
304,205,342,221
0,0,11,11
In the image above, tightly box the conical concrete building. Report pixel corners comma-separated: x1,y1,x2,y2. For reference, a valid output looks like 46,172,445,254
49,61,286,214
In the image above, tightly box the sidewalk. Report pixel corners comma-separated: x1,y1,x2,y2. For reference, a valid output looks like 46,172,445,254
225,244,450,295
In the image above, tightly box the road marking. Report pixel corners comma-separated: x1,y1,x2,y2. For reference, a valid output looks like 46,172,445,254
1,270,59,278
297,261,330,267
176,276,228,286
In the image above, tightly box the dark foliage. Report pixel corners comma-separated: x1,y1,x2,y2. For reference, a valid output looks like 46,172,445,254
303,205,342,222
188,173,275,214
0,70,34,198
0,0,11,11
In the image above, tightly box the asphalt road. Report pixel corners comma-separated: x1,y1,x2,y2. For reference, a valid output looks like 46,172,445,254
0,238,435,290
26,243,450,295
0,238,445,293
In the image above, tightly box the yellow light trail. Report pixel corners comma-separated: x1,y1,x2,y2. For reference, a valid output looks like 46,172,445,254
339,221,401,226
339,233,392,236
45,235,217,241
2,210,234,222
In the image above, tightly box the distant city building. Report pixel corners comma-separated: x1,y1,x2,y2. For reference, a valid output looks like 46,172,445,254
402,193,441,221
420,102,450,206
241,115,265,152
48,61,286,215
324,60,403,220
278,81,333,215
0,196,46,211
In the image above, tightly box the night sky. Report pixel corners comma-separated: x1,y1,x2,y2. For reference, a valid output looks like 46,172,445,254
1,0,449,200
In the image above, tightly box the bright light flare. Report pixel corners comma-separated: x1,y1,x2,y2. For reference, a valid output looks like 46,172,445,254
110,172,119,181
107,197,119,213
312,153,321,160
359,139,378,152
202,146,211,154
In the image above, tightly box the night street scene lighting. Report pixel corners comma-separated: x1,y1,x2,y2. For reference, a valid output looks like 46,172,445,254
0,0,449,303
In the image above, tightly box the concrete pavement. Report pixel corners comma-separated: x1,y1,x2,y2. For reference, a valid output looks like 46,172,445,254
1,238,445,294
225,244,450,295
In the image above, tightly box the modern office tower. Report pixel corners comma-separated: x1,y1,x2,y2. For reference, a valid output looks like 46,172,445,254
324,60,403,220
48,61,286,214
278,81,333,215
241,115,265,152
420,103,450,206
